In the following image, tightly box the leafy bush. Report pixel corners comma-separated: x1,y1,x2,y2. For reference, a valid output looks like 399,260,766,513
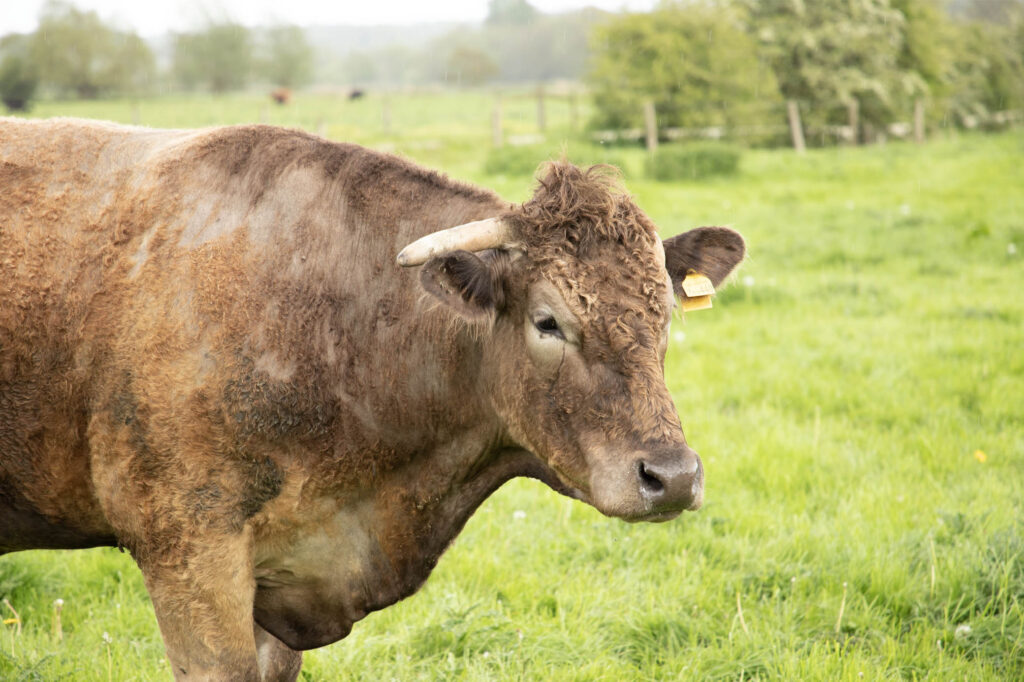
0,55,37,111
645,143,741,181
28,3,155,99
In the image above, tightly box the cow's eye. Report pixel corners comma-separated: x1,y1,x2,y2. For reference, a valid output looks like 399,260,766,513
534,316,564,339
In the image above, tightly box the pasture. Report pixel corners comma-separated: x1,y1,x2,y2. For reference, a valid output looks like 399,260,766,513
2,92,1022,680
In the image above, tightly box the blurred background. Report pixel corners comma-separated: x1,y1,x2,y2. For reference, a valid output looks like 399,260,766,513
1,0,1022,158
1,1,1022,680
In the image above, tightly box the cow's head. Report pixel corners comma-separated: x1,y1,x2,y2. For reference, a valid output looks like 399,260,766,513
398,163,744,522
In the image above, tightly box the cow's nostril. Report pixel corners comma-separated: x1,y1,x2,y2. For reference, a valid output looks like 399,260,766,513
637,461,664,495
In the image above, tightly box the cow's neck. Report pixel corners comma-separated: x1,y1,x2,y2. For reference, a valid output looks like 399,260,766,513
250,424,562,650
372,444,539,589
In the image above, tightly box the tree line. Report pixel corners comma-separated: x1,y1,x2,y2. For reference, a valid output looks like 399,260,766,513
589,0,1024,140
316,0,600,88
0,1,314,109
0,0,597,106
2,0,1021,145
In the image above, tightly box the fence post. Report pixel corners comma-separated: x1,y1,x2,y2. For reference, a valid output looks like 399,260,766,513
492,93,503,148
846,100,859,145
643,100,658,153
787,100,806,154
914,99,925,144
382,95,392,134
536,86,546,133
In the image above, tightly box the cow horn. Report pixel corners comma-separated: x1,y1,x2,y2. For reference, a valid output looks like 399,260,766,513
396,218,511,267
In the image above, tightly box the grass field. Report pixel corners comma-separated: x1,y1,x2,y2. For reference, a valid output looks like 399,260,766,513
2,93,1023,680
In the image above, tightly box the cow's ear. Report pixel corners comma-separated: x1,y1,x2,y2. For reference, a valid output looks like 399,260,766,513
663,226,746,296
419,250,501,319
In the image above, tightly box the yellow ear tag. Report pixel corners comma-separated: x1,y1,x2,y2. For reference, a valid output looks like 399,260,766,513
681,271,714,312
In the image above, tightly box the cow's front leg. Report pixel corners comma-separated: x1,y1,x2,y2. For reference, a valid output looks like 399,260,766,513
138,530,262,681
255,623,302,682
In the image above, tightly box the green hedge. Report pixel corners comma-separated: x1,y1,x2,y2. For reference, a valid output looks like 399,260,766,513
645,142,741,181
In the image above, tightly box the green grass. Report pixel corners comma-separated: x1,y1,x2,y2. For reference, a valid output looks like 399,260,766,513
2,93,1023,680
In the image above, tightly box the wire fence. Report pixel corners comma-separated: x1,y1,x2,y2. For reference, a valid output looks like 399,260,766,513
485,89,1023,151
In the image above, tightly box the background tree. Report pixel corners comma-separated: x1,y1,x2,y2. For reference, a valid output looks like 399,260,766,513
950,0,1024,22
446,46,499,87
486,0,539,26
173,21,252,93
484,8,600,82
946,17,1024,121
307,6,601,86
260,24,314,89
0,34,38,111
742,0,921,138
587,3,780,133
894,0,956,86
28,0,154,99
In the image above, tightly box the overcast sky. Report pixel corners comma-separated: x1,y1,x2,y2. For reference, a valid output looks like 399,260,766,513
2,1,657,36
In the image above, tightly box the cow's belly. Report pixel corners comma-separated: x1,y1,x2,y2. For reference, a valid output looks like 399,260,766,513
0,409,117,553
0,486,117,552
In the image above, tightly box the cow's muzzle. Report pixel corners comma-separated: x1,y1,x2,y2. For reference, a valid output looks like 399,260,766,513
635,445,704,517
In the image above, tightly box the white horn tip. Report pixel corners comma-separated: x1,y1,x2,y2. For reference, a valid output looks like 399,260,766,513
396,250,410,266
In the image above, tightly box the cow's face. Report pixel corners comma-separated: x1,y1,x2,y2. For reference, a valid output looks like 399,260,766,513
405,164,744,521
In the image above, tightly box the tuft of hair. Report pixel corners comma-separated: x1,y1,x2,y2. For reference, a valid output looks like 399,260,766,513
505,161,658,255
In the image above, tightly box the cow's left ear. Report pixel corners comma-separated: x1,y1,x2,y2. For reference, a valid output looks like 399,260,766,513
419,250,502,320
663,226,746,296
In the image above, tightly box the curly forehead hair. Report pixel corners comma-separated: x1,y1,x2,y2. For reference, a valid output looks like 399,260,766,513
503,161,671,325
504,162,660,255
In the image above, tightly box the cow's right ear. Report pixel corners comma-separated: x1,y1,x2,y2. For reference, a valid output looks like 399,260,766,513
419,250,501,320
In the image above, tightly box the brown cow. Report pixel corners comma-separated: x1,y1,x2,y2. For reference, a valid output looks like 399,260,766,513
0,118,745,680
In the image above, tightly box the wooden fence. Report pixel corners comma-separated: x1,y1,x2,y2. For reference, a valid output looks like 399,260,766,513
589,99,930,153
489,86,583,148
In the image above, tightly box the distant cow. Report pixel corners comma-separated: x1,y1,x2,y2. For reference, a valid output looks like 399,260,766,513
348,88,364,100
270,88,291,105
0,118,745,680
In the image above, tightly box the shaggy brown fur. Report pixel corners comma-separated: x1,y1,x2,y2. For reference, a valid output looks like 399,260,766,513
0,118,744,681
